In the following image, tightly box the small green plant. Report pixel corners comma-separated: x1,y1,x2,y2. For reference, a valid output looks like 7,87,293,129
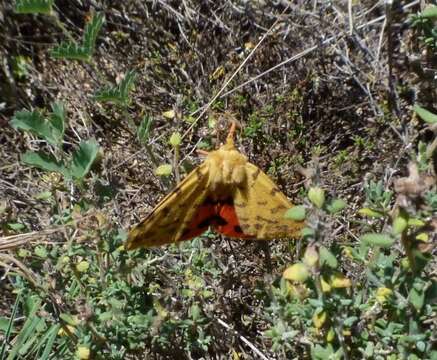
361,179,393,214
11,56,31,79
95,70,137,106
266,150,435,358
137,115,152,144
10,102,99,181
51,12,105,62
410,5,437,49
14,0,53,14
243,113,264,139
0,293,62,359
11,102,65,146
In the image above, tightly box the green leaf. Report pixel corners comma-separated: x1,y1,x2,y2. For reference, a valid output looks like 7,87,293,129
21,151,67,175
326,198,346,214
51,43,91,61
409,283,425,311
7,223,26,231
358,207,385,218
59,313,79,326
319,246,338,268
95,70,136,106
360,233,395,248
137,115,153,143
14,0,53,14
38,324,60,360
308,187,325,208
284,205,306,221
51,13,104,62
6,297,42,360
392,215,408,235
343,316,358,327
0,294,20,358
11,109,63,146
312,344,336,360
283,263,309,282
414,105,437,124
76,261,89,272
83,12,105,51
169,132,182,147
155,164,172,176
34,246,48,259
34,191,52,200
69,139,99,179
49,102,66,142
301,227,315,238
421,5,437,19
0,317,11,333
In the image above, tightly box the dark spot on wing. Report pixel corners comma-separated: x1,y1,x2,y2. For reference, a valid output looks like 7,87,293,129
254,223,262,230
234,225,243,233
257,200,268,206
162,207,170,215
270,204,287,214
252,168,261,181
270,188,280,196
256,215,278,224
276,225,289,232
235,202,247,208
198,215,228,228
198,217,212,229
214,216,228,226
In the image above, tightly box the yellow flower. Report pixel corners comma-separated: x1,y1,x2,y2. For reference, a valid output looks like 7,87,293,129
375,287,393,304
76,346,90,359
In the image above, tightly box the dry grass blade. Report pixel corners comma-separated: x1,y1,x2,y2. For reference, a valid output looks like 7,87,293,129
0,227,66,251
0,253,39,288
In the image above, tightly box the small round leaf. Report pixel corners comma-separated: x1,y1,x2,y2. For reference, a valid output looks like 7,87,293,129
169,132,182,147
155,164,173,176
283,263,309,283
326,198,346,214
284,205,306,221
308,187,325,209
361,233,395,248
392,215,408,235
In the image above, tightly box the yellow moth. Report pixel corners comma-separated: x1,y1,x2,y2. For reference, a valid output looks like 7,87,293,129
126,123,304,249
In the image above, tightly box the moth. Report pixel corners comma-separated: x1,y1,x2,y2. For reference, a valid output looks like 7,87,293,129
126,123,304,249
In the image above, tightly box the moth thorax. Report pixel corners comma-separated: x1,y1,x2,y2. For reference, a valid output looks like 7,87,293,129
207,149,247,190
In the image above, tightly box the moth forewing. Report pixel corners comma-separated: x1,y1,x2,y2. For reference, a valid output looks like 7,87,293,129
126,163,210,249
233,163,303,239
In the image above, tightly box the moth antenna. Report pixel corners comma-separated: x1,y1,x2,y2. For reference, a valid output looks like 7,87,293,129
197,149,209,156
226,121,237,146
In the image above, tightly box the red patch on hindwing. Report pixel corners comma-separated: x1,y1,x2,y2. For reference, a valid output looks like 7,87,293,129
180,203,215,241
180,198,252,241
215,203,252,238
